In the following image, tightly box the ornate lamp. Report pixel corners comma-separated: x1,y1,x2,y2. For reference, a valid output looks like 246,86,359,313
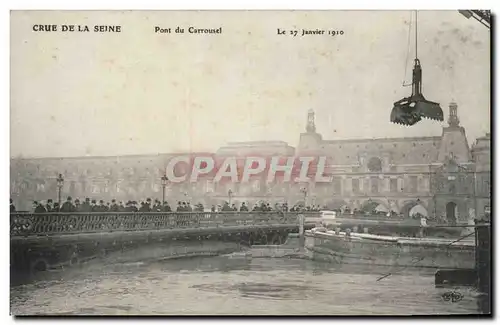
161,174,169,205
56,173,64,206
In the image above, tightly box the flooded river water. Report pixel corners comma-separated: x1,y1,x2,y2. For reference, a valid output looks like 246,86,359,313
10,250,485,315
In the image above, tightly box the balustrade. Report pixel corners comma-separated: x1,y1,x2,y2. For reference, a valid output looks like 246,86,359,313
10,211,314,237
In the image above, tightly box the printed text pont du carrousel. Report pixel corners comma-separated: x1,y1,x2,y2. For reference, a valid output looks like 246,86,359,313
277,28,344,37
154,26,222,34
32,24,121,33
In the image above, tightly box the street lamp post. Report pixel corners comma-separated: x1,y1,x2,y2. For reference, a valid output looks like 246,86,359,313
161,174,169,205
228,189,233,205
56,173,64,207
300,187,308,209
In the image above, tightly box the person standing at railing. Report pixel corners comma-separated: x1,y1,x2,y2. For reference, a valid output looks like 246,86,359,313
98,200,108,212
45,199,53,213
152,199,161,212
110,199,119,212
162,201,172,212
221,201,231,211
90,199,98,212
52,202,60,212
10,199,16,212
60,196,76,213
139,199,152,212
80,198,91,212
239,202,248,212
33,201,47,213
75,199,81,211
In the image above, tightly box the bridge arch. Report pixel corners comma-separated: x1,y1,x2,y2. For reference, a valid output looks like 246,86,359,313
324,199,349,211
359,198,390,213
400,200,428,219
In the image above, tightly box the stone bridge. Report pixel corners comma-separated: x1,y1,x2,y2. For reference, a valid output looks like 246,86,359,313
10,211,318,276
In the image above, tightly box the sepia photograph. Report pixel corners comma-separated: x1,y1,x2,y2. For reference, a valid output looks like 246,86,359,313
9,9,491,316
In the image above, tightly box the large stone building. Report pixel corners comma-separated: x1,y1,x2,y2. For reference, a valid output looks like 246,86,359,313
10,103,490,223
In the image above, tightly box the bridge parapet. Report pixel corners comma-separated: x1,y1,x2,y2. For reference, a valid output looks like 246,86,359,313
11,211,320,237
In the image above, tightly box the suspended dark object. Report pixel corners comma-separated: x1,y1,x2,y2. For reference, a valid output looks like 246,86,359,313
390,11,444,126
391,59,444,126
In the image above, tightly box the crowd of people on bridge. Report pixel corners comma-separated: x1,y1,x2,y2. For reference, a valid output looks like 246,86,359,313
10,197,325,214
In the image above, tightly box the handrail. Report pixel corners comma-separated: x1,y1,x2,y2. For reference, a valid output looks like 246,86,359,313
10,211,317,237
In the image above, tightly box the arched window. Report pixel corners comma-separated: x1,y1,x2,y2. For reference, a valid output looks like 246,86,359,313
367,157,382,172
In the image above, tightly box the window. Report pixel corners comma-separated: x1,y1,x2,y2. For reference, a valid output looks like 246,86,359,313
370,177,379,193
367,157,382,172
390,178,398,192
333,177,342,193
409,176,418,192
352,179,360,194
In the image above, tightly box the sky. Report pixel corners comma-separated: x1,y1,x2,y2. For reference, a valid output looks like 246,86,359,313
10,10,490,158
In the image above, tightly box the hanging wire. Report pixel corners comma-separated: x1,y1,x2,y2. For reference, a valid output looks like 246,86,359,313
415,10,418,60
402,11,413,87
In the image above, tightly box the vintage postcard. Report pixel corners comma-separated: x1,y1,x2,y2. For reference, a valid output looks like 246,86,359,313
9,10,491,316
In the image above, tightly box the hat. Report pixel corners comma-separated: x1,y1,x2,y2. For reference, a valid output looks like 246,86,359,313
91,199,96,204
146,198,151,202
48,199,53,203
33,201,38,205
99,200,104,204
67,196,72,201
112,199,116,203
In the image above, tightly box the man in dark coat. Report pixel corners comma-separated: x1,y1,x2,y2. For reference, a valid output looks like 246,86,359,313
52,202,60,212
239,202,248,212
139,198,152,212
139,201,148,212
10,199,16,212
162,201,172,212
91,199,98,212
176,201,183,212
74,199,81,212
98,200,107,212
60,197,76,213
45,199,53,213
80,198,92,212
34,201,46,213
110,199,119,212
152,199,161,212
131,201,139,212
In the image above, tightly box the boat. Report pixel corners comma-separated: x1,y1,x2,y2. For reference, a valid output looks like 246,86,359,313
304,227,475,269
